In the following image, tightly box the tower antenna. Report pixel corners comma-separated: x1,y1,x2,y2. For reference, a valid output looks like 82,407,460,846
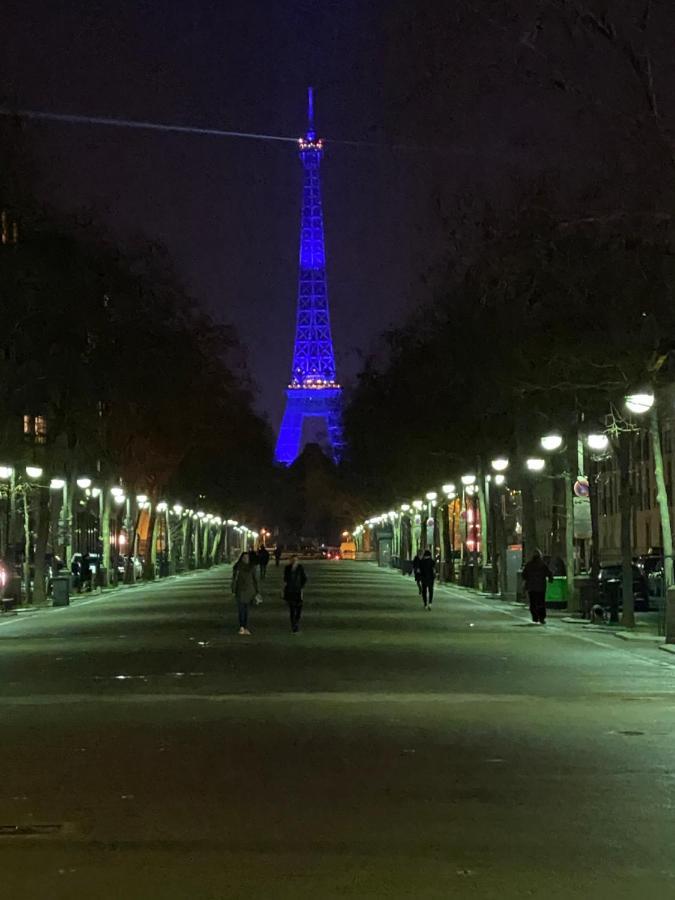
307,86,315,140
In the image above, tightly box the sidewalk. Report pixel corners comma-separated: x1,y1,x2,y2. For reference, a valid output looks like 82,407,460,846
380,564,675,657
0,564,230,622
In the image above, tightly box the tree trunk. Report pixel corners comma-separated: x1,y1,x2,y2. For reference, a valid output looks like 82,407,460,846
650,406,674,589
31,486,51,606
561,429,580,615
194,521,202,568
101,488,112,585
618,429,635,627
22,489,32,605
181,517,191,571
522,480,538,562
202,525,211,567
211,527,222,564
477,468,489,591
589,457,601,614
143,509,158,580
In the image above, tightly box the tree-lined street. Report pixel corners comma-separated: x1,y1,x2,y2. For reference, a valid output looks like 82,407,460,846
2,560,675,898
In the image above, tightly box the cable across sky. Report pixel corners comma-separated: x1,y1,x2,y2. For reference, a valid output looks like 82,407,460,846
0,106,481,156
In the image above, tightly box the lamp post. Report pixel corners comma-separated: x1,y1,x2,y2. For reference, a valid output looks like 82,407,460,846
625,391,672,601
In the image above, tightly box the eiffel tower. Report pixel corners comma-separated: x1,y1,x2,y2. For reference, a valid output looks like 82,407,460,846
274,88,343,466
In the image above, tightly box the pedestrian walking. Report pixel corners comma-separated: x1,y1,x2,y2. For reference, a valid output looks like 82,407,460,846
521,550,553,624
258,545,270,579
418,549,436,609
274,545,283,567
283,554,307,633
81,553,92,593
231,551,261,635
412,550,423,595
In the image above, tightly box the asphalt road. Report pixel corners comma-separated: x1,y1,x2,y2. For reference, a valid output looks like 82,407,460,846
1,561,675,899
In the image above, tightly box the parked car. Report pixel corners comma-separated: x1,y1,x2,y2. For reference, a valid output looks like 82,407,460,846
321,546,340,560
116,556,144,579
597,564,650,611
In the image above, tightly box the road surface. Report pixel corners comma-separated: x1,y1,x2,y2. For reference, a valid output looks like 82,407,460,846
1,561,675,898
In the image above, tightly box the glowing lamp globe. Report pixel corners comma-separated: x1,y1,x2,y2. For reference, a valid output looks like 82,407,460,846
461,474,476,486
540,433,563,452
625,392,654,415
526,458,546,472
491,458,509,472
587,433,609,452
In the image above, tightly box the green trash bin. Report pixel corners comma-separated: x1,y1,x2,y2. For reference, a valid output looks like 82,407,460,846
546,576,568,608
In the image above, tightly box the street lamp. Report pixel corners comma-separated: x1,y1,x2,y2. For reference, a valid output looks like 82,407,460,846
49,478,65,490
25,466,43,479
526,457,546,472
461,474,476,486
540,433,563,452
173,504,183,516
625,392,655,415
136,493,148,505
491,458,509,472
442,483,455,495
412,500,424,510
77,476,92,489
494,473,506,486
587,433,609,452
425,491,437,501
111,486,124,498
0,466,13,480
400,503,411,512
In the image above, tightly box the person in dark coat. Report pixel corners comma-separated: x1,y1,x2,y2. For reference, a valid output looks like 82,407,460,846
412,551,423,594
231,551,260,635
274,545,283,567
80,553,92,593
284,554,307,633
521,550,554,624
258,545,270,579
418,549,436,610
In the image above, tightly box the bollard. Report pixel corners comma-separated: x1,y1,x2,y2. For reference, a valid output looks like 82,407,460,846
665,586,675,643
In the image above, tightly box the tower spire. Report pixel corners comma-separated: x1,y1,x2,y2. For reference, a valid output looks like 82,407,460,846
307,86,315,140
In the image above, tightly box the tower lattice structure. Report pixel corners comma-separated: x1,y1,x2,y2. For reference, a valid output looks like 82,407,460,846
274,88,343,465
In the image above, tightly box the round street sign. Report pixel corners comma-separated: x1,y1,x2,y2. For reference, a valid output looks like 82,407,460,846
574,477,590,498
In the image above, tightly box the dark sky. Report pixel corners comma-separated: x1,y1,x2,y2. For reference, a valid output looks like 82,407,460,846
2,1,432,428
6,3,675,432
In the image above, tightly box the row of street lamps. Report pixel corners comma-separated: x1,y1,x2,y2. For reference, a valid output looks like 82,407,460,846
0,464,262,593
354,391,664,611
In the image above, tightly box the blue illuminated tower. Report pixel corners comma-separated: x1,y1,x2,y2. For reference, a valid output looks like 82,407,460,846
274,88,343,465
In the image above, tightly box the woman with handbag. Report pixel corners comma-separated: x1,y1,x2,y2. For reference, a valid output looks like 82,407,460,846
231,551,261,635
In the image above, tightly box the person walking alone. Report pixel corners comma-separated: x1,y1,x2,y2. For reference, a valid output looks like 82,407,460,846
231,551,260,635
284,554,307,633
258,545,270,580
412,550,423,595
274,545,283,567
418,549,436,610
521,550,553,624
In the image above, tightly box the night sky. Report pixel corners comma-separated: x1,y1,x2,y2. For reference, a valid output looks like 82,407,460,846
5,3,674,430
2,1,433,429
